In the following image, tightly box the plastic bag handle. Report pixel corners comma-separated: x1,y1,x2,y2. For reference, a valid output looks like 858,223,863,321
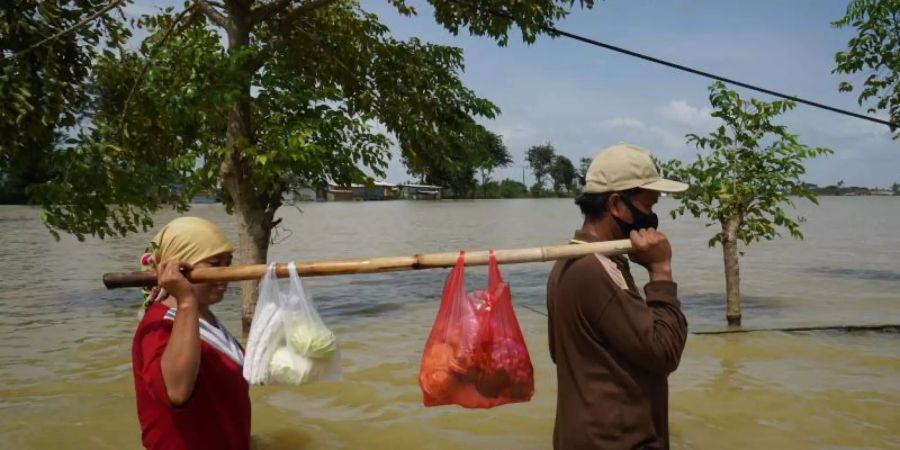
286,261,301,286
437,251,466,309
487,250,504,289
286,261,313,305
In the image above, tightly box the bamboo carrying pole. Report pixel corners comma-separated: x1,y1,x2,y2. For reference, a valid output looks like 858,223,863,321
102,239,633,289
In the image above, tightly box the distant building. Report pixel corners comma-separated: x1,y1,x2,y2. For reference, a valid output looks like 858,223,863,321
306,181,444,201
325,184,363,201
363,181,397,200
398,183,443,200
320,181,400,201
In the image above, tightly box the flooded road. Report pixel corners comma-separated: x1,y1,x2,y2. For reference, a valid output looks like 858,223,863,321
1,197,898,449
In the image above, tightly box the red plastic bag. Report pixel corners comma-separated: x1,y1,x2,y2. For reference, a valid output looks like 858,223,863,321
419,251,534,408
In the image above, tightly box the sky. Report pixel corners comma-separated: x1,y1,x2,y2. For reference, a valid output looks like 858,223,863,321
127,0,899,188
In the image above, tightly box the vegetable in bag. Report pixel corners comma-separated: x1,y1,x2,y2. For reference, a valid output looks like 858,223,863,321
243,262,341,385
419,251,534,408
285,316,337,359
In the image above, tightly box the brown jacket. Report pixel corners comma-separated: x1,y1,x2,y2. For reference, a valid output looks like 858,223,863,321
547,231,688,450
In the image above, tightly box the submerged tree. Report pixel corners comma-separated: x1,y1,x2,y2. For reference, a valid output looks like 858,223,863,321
549,154,577,195
526,142,556,191
476,131,512,198
10,0,597,331
662,82,832,326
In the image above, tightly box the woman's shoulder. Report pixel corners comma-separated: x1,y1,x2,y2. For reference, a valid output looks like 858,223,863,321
136,302,176,333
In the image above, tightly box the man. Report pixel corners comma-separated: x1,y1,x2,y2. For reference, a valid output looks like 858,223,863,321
547,143,689,450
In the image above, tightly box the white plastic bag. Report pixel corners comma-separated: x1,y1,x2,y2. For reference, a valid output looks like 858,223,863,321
243,263,283,385
243,262,341,385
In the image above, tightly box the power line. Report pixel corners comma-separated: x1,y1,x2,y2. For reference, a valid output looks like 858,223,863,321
5,0,893,129
448,0,894,129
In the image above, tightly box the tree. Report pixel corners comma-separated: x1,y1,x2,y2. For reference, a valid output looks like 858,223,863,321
549,154,577,195
405,125,507,199
499,178,527,198
662,82,831,326
578,156,592,186
526,143,556,190
12,1,596,331
832,0,900,138
892,182,899,194
0,0,129,203
475,131,512,198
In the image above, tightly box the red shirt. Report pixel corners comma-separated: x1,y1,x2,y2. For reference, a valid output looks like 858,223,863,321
132,302,251,450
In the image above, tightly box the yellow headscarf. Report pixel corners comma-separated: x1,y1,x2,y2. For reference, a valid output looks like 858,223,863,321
140,217,234,308
147,216,234,267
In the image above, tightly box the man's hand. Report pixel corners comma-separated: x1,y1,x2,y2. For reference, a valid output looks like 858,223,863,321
157,260,196,308
628,229,673,282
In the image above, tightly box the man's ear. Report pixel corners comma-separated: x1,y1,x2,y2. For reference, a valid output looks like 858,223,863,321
607,193,625,219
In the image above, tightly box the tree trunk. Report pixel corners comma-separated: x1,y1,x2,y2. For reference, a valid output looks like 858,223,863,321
232,193,274,334
480,170,486,199
722,215,742,326
220,12,276,334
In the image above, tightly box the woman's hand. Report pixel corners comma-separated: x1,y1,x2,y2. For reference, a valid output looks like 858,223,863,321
157,260,196,308
157,260,202,406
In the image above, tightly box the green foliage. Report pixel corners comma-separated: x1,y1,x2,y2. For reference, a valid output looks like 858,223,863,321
526,144,578,196
475,178,529,198
13,0,594,239
812,182,879,196
406,124,508,198
498,178,528,198
0,0,131,205
529,182,554,198
480,132,513,168
893,182,900,193
662,82,832,248
476,131,513,196
549,154,577,195
832,0,900,138
31,10,237,238
422,0,596,46
577,156,592,185
526,143,556,188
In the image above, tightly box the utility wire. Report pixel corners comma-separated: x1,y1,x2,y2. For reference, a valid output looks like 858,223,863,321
448,0,894,128
6,0,894,129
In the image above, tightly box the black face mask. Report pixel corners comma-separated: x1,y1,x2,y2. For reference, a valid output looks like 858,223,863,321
613,195,658,236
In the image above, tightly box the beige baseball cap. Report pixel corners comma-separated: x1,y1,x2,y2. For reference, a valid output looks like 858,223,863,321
583,143,689,194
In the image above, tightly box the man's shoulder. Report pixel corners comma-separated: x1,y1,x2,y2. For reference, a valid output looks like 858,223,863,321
566,252,613,271
552,254,618,287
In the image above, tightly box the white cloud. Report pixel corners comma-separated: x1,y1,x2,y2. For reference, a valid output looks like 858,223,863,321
822,117,893,141
658,100,719,130
591,116,691,161
601,117,646,130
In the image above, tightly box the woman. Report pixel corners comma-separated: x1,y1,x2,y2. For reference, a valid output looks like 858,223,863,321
132,216,250,450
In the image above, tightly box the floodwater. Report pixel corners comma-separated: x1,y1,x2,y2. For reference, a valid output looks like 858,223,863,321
0,197,898,449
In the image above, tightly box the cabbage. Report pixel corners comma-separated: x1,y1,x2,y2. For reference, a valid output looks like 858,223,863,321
269,347,315,385
284,318,337,359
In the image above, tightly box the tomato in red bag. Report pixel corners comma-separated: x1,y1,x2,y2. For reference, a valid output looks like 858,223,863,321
419,251,534,408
